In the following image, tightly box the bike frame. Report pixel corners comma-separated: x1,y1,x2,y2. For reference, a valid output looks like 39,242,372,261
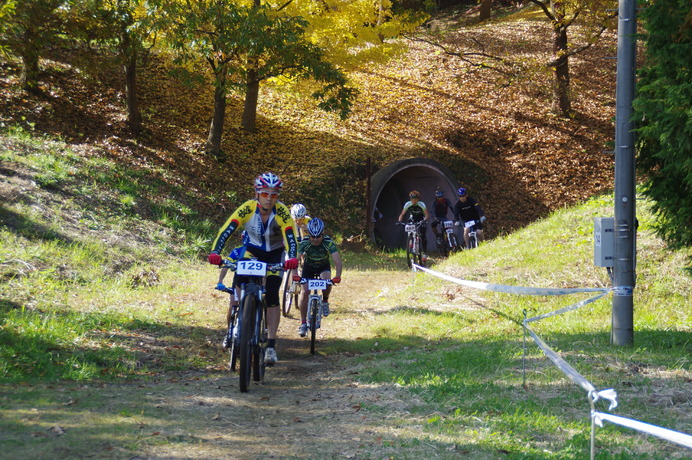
298,277,333,355
223,259,283,392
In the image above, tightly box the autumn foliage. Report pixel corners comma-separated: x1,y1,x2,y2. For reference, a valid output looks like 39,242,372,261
0,5,617,239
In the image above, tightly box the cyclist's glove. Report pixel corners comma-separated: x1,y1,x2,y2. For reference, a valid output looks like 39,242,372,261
454,221,460,227
480,216,487,223
216,283,227,291
332,276,341,284
208,253,222,265
284,258,299,270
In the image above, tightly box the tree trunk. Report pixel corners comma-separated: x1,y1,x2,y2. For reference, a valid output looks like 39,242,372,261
19,34,40,93
124,53,142,136
241,68,260,133
206,73,227,159
479,0,492,21
552,26,572,116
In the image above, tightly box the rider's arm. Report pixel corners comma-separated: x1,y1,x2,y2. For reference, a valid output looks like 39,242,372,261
211,201,255,254
331,251,343,278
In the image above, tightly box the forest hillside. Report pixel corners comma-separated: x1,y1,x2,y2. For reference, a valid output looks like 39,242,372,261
0,4,618,239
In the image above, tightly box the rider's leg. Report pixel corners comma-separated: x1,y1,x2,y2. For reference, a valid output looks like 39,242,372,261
477,229,484,242
463,227,470,247
420,223,428,253
265,275,282,340
299,283,309,322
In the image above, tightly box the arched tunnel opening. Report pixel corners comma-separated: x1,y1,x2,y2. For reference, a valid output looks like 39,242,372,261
370,158,460,250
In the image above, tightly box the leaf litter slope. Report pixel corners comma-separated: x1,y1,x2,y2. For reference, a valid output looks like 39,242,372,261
0,7,617,238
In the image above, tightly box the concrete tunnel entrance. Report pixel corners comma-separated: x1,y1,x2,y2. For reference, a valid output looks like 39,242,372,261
369,158,460,250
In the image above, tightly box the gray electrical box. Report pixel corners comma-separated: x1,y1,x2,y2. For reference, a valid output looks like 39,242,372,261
594,217,614,267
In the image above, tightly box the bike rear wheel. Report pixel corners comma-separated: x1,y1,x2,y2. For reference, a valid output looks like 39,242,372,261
309,297,319,355
281,273,294,317
238,294,256,393
228,314,239,372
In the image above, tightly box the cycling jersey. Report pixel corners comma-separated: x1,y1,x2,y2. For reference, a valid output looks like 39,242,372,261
401,201,427,222
298,235,338,269
430,197,453,219
211,199,297,259
453,197,484,223
294,215,312,241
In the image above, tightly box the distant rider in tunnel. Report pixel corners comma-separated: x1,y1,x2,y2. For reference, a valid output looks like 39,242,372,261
398,190,430,260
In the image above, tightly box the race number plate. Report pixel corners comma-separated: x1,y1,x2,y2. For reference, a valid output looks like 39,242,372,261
236,260,267,276
308,279,328,290
443,220,454,229
464,220,476,228
405,224,416,233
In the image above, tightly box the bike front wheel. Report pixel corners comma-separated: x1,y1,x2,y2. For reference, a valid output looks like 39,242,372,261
238,294,256,393
448,232,460,252
437,234,448,258
309,297,320,355
468,233,478,250
253,305,266,382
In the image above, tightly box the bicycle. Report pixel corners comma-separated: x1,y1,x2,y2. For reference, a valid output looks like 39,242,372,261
398,218,425,268
281,264,300,317
221,258,284,393
296,276,335,355
434,219,461,257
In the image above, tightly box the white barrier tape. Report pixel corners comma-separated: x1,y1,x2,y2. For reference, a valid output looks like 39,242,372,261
525,290,611,324
592,411,692,449
413,264,609,296
591,388,618,411
525,326,596,394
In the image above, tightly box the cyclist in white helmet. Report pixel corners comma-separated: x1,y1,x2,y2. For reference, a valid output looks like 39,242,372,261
290,203,312,242
208,172,299,364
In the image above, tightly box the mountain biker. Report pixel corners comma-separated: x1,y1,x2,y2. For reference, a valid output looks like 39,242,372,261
398,190,430,260
429,189,454,238
290,203,311,242
453,187,487,248
296,218,342,337
208,172,299,364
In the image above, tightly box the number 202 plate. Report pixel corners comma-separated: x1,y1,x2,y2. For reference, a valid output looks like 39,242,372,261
308,279,328,290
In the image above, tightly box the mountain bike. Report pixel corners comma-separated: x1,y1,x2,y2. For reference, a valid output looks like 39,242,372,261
281,266,300,317
398,218,425,268
222,258,284,393
296,276,335,355
435,219,461,257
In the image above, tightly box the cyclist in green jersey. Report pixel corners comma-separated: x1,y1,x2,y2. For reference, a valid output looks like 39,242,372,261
296,218,342,337
397,190,430,260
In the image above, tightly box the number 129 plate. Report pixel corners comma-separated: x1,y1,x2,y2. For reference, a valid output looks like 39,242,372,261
236,260,267,276
308,279,328,290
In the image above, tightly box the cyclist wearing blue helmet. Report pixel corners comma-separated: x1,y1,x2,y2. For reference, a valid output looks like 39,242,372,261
296,218,342,337
453,187,487,247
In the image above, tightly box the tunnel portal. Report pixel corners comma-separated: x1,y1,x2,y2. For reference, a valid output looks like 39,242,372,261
370,158,460,250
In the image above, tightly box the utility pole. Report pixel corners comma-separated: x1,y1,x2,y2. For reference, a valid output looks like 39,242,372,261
611,0,637,346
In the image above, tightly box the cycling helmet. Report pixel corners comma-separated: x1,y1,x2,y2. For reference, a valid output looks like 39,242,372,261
409,190,420,199
435,189,444,197
254,172,283,191
290,203,307,220
307,218,325,237
457,187,467,197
